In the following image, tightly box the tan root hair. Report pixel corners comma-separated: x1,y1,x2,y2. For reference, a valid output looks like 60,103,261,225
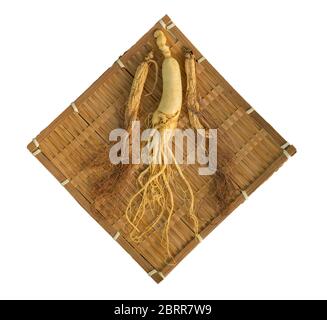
184,51,237,211
124,31,199,263
90,52,157,211
89,39,237,261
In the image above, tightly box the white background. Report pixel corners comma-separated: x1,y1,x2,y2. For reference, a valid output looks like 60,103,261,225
1,0,326,300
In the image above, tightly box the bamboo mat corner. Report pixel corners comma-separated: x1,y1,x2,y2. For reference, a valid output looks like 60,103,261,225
27,14,296,283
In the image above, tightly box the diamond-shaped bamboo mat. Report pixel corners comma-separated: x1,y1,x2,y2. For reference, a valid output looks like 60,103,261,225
27,15,296,283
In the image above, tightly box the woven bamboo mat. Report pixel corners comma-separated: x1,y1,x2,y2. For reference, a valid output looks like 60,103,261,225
27,15,296,283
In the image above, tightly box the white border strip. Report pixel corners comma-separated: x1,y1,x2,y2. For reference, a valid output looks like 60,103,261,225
242,190,249,200
61,179,70,186
246,107,255,114
113,232,121,241
71,102,79,113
